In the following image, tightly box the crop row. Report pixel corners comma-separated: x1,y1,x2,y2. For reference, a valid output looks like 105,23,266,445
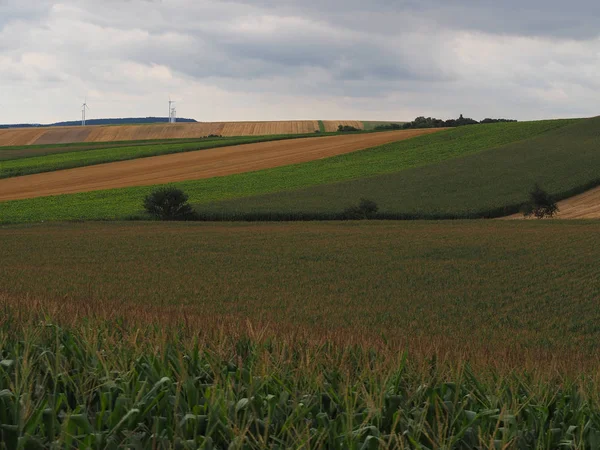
2,294,600,449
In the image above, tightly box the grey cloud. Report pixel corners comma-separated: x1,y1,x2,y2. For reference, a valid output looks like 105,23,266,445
0,0,599,124
236,0,600,39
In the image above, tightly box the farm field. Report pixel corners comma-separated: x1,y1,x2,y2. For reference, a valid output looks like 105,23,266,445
0,119,572,223
2,221,599,353
2,220,600,448
506,185,600,219
0,133,343,178
0,130,439,201
321,120,364,132
201,116,600,220
548,186,600,219
0,120,376,147
0,136,274,161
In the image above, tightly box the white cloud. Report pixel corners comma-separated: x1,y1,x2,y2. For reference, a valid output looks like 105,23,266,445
0,0,599,124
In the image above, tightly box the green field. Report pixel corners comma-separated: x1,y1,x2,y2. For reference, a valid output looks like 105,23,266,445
1,220,599,351
0,119,575,223
0,133,343,179
2,220,600,448
201,116,600,219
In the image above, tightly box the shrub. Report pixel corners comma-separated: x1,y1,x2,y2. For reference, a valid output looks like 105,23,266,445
343,198,379,219
143,186,196,220
337,125,360,132
521,183,559,219
374,123,402,131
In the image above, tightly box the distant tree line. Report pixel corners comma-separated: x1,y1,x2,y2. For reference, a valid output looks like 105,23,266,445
0,117,197,129
337,125,361,132
375,115,516,131
0,123,41,129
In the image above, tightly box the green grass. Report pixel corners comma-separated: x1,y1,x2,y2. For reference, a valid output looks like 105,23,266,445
2,220,600,447
201,117,599,219
0,133,343,179
318,120,326,132
0,120,575,223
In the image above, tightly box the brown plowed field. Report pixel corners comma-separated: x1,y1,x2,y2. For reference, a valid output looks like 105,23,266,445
0,129,442,201
85,123,225,142
505,186,600,220
0,128,47,146
322,121,365,132
220,121,319,136
0,121,331,147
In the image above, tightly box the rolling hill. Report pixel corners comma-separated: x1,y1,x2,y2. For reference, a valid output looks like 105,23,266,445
0,130,440,201
0,120,384,147
0,119,574,223
199,117,600,219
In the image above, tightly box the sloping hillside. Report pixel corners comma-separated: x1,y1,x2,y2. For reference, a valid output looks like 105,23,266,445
0,119,573,223
0,120,376,147
0,130,441,201
200,117,600,219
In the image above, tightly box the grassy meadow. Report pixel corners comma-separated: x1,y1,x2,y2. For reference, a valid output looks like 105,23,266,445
0,119,574,223
2,220,600,448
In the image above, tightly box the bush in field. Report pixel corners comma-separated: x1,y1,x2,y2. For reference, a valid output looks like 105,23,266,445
521,183,559,219
374,123,403,131
143,186,196,220
338,125,360,132
343,198,379,219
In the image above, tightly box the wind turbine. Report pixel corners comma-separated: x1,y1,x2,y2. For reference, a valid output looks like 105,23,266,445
168,96,176,123
81,99,89,126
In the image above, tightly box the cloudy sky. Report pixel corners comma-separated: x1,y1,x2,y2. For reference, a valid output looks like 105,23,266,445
1,0,600,124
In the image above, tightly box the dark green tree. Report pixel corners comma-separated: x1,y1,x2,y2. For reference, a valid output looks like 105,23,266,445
343,198,379,219
521,183,559,219
143,186,196,220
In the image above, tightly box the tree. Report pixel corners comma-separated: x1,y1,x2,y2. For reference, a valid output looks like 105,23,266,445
521,183,559,219
337,125,360,132
143,186,196,220
343,198,379,219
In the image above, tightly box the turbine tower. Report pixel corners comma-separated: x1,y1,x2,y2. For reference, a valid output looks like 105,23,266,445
81,99,89,126
168,97,176,123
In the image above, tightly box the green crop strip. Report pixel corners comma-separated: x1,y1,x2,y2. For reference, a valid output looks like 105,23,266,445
0,119,574,223
0,133,342,179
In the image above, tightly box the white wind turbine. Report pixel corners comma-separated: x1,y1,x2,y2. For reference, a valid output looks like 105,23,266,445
168,96,176,123
81,98,90,126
